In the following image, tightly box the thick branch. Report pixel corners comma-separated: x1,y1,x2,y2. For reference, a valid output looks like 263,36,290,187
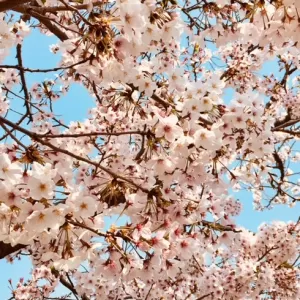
13,5,69,41
273,118,300,130
28,1,103,13
0,0,31,12
0,241,26,259
28,9,69,41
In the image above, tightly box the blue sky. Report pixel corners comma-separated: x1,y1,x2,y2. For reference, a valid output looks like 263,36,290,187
0,28,299,299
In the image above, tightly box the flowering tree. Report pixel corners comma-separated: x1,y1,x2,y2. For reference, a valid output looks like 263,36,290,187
0,0,299,299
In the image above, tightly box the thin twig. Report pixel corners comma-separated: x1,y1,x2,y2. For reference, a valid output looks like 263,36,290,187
0,116,149,193
0,119,27,149
0,57,92,73
16,44,33,122
36,130,146,139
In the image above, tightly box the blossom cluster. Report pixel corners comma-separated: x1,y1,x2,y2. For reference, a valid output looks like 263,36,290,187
0,0,299,300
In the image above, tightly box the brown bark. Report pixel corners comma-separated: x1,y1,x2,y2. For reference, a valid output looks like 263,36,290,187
14,5,69,41
0,0,31,12
27,10,69,41
0,0,69,41
0,241,26,259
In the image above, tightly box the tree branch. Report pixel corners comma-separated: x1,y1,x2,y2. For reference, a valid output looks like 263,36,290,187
35,130,146,139
0,0,31,12
16,43,33,122
0,56,91,73
201,220,242,233
27,1,103,13
0,115,149,193
13,5,69,41
0,241,26,259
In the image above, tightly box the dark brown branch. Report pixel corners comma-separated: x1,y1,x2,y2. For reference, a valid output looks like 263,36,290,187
59,0,93,26
50,268,89,300
0,56,91,73
35,130,146,139
196,292,214,300
151,93,175,109
16,43,33,122
0,241,26,259
273,151,285,181
59,275,90,300
68,220,107,237
0,118,27,149
59,276,80,300
26,9,69,41
273,129,300,136
257,246,279,262
0,115,149,193
273,118,300,130
0,113,27,142
29,8,85,38
23,1,103,14
13,6,69,41
145,283,154,300
265,63,298,110
128,84,213,126
0,0,30,12
2,0,103,40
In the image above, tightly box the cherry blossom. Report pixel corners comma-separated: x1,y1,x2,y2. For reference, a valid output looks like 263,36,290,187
0,1,298,299
0,153,23,184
